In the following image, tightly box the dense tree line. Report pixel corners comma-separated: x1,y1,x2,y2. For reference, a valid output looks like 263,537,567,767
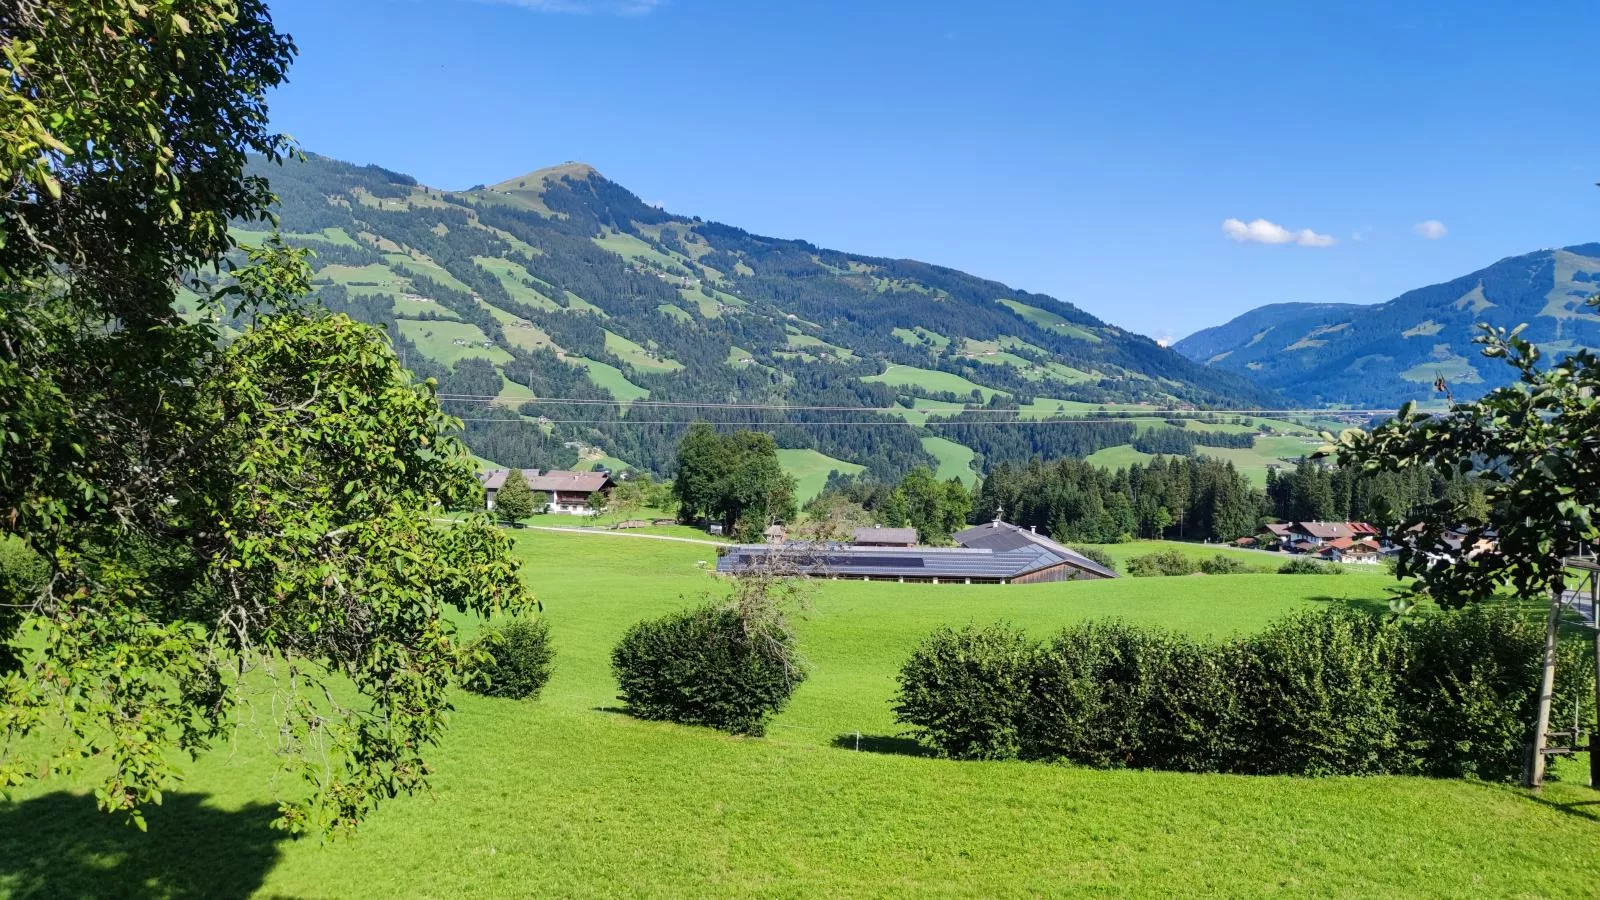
1132,426,1254,454
1264,459,1479,525
973,456,1260,543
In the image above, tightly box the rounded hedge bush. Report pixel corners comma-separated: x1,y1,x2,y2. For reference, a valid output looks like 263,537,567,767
611,602,804,736
1277,557,1341,575
1199,554,1248,575
893,623,1037,760
1126,550,1197,577
463,617,555,700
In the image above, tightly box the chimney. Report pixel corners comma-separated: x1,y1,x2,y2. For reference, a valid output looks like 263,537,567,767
1030,525,1037,534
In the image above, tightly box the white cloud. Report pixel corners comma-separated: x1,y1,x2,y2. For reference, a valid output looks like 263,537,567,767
1412,219,1448,239
1222,217,1336,248
471,0,663,13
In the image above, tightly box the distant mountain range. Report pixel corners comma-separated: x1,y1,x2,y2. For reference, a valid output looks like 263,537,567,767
224,153,1283,483
1174,244,1600,406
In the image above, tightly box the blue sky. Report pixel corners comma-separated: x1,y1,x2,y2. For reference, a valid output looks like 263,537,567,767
266,0,1598,341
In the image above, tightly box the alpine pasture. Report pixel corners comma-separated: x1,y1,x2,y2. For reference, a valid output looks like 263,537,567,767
4,530,1595,898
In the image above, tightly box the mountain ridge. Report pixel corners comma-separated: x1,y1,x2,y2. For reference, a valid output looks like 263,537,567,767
1179,244,1600,405
230,152,1289,480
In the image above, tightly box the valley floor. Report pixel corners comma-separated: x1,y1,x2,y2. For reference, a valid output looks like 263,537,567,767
3,532,1596,898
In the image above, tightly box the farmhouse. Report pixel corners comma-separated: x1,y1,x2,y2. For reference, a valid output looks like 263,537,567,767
716,518,1116,584
1260,521,1383,553
480,468,614,515
1316,537,1382,564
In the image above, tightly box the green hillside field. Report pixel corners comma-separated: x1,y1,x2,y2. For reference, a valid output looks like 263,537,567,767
861,364,1004,401
920,435,978,485
5,530,1594,898
776,448,866,503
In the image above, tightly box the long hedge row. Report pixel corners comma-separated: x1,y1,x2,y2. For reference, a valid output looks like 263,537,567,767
893,605,1594,781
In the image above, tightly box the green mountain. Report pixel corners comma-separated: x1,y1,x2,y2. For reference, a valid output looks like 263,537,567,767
1174,302,1362,365
229,153,1283,481
1178,245,1600,406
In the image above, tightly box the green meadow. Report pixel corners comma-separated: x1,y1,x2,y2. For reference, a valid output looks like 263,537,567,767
5,531,1596,898
775,448,865,503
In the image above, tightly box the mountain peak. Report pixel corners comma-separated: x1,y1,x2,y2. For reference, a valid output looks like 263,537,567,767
488,162,602,193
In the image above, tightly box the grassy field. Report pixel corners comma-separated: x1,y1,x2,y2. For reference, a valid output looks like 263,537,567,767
1084,443,1158,470
776,448,865,503
393,319,514,366
1079,539,1385,576
996,298,1101,342
604,330,683,373
568,356,648,402
861,364,1005,401
472,256,562,311
920,435,977,485
6,530,1596,898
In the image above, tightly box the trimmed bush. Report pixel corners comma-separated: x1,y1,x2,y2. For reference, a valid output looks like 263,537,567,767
1022,621,1240,771
893,623,1037,760
612,602,804,736
1277,557,1341,575
463,617,555,700
892,604,1593,781
1126,550,1198,577
1199,554,1248,575
1232,609,1400,776
1391,603,1591,781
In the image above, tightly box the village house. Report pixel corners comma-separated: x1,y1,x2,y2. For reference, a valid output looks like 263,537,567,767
1316,537,1382,564
1260,521,1383,554
479,468,614,515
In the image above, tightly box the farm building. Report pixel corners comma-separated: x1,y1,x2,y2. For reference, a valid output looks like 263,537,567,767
853,526,918,548
716,518,1116,584
480,469,614,515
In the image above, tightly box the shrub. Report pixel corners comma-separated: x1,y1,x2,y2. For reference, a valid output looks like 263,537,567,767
0,536,47,675
892,605,1593,781
1126,550,1198,577
1199,554,1248,575
612,601,804,736
1232,609,1400,776
1391,603,1594,780
463,617,556,700
1068,545,1117,574
1277,557,1341,575
1022,621,1239,771
893,623,1038,760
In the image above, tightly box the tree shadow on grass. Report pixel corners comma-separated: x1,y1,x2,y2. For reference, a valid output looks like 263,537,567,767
1505,788,1600,824
829,733,935,758
1307,593,1394,617
0,791,284,899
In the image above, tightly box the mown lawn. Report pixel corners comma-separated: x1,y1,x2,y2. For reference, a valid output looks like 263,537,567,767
3,530,1596,898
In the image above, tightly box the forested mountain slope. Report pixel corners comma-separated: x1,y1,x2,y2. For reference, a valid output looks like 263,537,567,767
1181,245,1600,406
1174,302,1363,364
222,154,1282,481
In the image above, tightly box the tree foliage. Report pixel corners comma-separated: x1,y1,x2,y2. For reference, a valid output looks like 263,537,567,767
0,1,534,835
1335,319,1600,607
672,424,797,535
494,468,537,522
